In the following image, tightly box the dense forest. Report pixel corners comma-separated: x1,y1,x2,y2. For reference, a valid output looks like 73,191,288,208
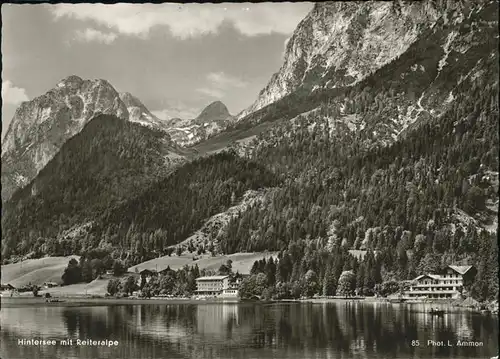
237,231,497,302
91,151,279,264
1,115,188,260
1,142,279,264
216,43,499,301
220,61,498,254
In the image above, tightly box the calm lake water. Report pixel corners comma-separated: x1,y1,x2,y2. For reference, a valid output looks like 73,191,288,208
1,301,498,359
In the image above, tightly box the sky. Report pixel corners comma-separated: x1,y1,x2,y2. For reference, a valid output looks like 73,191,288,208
1,3,313,139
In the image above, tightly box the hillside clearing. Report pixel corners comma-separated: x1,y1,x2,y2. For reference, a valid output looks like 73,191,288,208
1,256,79,287
128,252,279,274
41,278,110,297
193,119,286,155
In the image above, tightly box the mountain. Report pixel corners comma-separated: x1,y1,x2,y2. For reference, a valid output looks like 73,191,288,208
1,144,277,263
1,76,172,202
119,92,171,131
236,2,437,119
200,0,496,153
1,74,235,201
195,101,231,124
193,0,499,246
236,1,483,120
207,1,498,302
1,114,194,261
164,101,235,147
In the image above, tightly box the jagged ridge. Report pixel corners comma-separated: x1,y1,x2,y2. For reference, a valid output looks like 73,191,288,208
237,0,480,120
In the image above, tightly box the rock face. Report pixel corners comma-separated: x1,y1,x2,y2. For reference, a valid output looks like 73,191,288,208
1,73,237,200
220,0,495,157
237,1,446,120
119,92,171,131
164,101,234,147
195,101,231,124
1,76,170,201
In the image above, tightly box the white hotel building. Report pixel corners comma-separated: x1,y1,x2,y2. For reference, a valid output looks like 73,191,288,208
405,265,476,299
195,275,243,297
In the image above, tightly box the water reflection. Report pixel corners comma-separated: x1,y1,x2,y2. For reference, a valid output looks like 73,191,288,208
1,302,497,359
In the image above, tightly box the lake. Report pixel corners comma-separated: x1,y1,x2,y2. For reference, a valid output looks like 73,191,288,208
1,301,498,359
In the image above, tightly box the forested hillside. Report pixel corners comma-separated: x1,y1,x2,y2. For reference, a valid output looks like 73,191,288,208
221,55,498,252
1,115,191,261
1,138,279,265
216,47,499,301
91,152,279,264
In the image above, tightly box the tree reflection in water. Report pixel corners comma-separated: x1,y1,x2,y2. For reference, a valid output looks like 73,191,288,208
1,302,498,359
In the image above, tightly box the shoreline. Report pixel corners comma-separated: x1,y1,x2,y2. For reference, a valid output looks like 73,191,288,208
0,296,241,308
2,295,496,313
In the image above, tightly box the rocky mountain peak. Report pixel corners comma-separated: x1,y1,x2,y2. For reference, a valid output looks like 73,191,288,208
119,92,144,109
237,1,444,120
0,76,171,201
196,101,231,123
162,101,235,147
57,75,84,88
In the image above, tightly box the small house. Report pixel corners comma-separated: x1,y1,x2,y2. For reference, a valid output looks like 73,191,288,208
139,269,158,286
0,284,15,291
43,282,58,289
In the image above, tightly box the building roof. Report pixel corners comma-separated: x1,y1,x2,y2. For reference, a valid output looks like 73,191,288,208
462,296,480,307
412,274,438,281
196,275,229,281
448,265,474,275
412,265,474,282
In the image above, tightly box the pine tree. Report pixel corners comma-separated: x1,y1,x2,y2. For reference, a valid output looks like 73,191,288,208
322,263,336,296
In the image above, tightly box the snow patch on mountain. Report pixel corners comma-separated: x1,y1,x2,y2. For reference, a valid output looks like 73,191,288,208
437,31,458,74
445,91,455,104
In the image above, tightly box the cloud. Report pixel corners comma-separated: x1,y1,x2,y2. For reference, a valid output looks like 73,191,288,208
196,87,225,99
50,3,313,39
196,72,248,99
151,101,200,120
207,72,247,89
2,81,29,105
74,28,118,44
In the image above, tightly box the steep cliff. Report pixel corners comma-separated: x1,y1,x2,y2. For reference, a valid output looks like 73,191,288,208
237,1,478,120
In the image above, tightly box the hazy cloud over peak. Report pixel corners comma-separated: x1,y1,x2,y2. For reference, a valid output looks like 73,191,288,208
197,72,248,99
207,72,247,89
